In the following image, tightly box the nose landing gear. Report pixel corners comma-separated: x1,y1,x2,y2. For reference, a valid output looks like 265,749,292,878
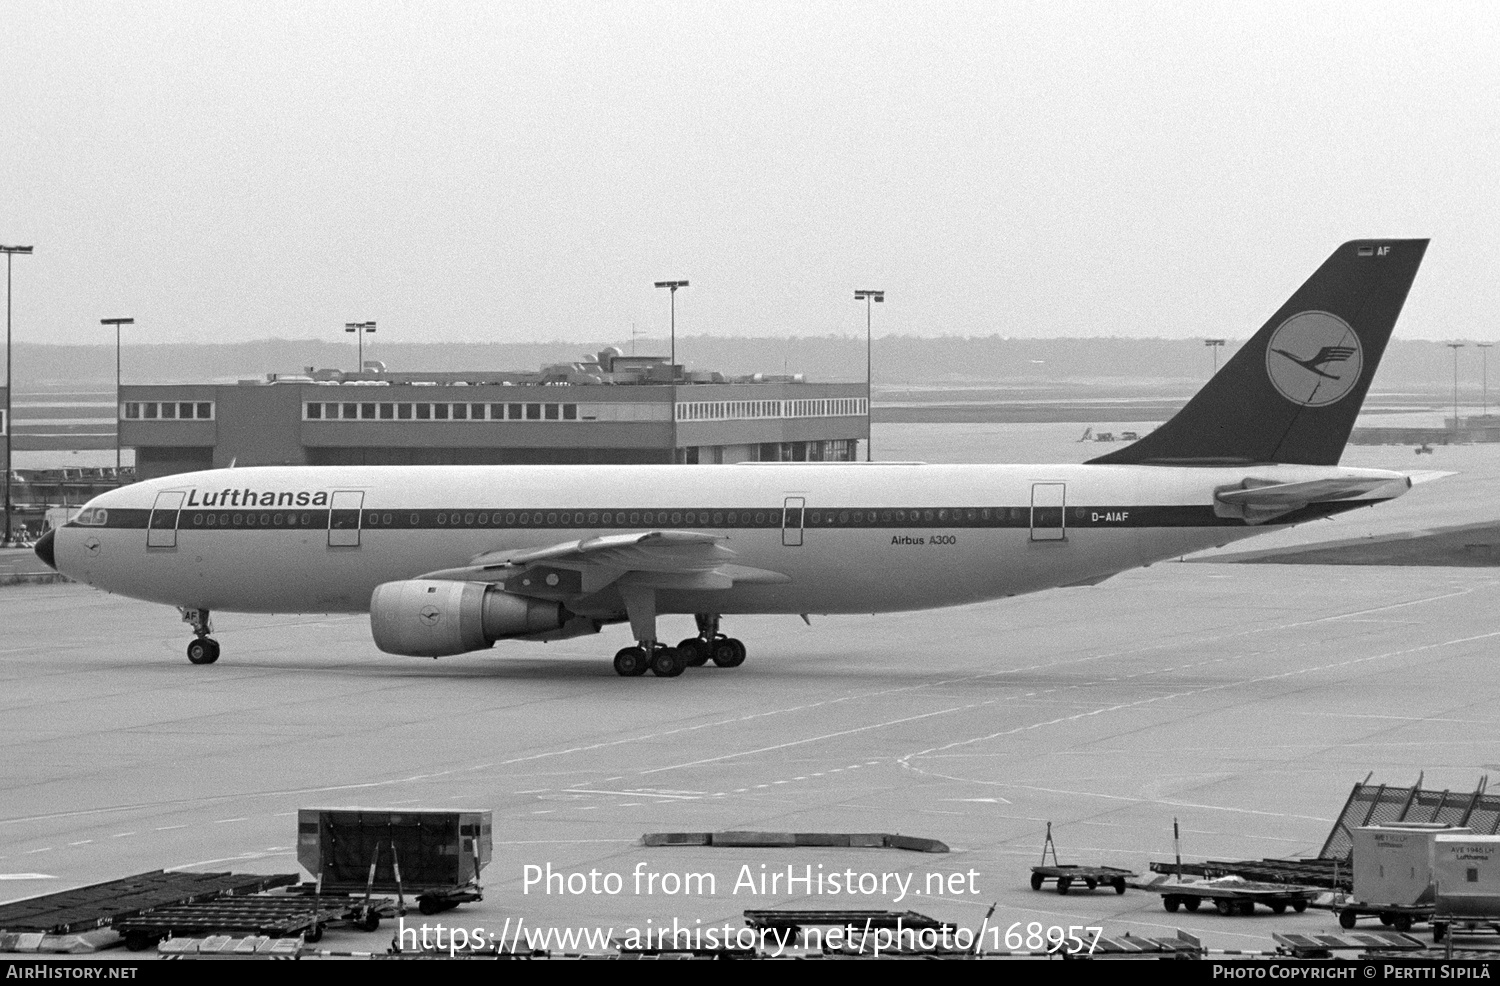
179,607,220,665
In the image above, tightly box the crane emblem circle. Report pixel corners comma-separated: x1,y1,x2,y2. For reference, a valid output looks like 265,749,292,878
1265,310,1363,407
419,605,442,626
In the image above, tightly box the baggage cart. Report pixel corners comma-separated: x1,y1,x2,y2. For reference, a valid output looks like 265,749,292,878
1028,821,1138,895
1029,865,1135,895
113,895,357,952
298,808,491,915
1144,876,1317,916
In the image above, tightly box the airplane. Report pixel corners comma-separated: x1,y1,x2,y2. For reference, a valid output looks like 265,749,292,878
37,239,1430,679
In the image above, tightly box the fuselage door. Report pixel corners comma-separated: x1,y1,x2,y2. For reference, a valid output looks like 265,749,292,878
328,491,365,547
1030,483,1066,542
146,491,186,549
782,496,805,547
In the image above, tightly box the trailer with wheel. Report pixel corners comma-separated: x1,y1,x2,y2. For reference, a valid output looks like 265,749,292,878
1145,877,1318,916
1029,865,1136,896
1325,896,1432,932
113,896,358,952
1027,822,1137,896
297,808,491,916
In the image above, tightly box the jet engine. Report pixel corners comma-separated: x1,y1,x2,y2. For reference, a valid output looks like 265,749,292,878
369,579,594,657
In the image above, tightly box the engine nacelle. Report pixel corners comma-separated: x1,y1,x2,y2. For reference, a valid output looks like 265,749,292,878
370,579,584,657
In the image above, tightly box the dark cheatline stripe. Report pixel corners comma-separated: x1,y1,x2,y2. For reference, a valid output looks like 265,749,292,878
74,500,1384,533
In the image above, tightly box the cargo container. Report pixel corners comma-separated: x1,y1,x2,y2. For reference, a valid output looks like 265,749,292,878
1353,824,1470,908
1434,834,1500,919
297,808,492,914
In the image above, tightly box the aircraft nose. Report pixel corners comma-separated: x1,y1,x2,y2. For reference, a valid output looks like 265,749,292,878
34,529,56,571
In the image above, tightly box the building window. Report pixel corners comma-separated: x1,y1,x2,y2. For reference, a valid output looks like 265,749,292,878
416,404,431,420
544,403,559,421
509,403,523,420
452,403,468,420
526,403,541,420
562,404,577,420
491,403,507,420
378,403,394,420
124,403,141,419
398,403,412,420
434,403,449,420
342,403,357,419
361,403,376,420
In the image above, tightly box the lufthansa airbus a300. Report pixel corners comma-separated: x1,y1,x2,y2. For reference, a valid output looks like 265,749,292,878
37,239,1431,679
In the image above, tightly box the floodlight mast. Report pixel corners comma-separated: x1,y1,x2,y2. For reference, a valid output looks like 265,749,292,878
100,317,135,472
855,290,884,462
345,321,376,371
2,245,34,544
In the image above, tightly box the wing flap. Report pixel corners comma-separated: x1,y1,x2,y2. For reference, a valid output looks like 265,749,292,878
415,530,788,597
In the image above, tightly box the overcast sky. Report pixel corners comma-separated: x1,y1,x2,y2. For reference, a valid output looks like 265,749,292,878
2,1,1496,347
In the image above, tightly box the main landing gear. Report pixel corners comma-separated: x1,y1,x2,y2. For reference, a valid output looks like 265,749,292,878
611,611,747,678
180,607,220,665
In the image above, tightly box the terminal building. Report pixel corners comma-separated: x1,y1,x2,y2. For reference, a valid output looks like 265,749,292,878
119,348,869,481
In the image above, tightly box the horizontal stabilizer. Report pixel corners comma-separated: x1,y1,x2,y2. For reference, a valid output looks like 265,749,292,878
1214,475,1410,525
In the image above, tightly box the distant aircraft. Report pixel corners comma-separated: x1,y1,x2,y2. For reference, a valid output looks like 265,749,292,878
38,240,1430,678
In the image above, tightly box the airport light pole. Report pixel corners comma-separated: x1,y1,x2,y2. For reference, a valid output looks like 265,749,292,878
1447,342,1465,436
855,290,884,462
654,281,688,464
345,321,376,372
2,245,34,546
1205,338,1225,376
653,281,688,380
1479,344,1493,419
101,318,134,472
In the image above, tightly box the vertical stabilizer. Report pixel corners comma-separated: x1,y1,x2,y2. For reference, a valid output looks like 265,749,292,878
1089,239,1428,466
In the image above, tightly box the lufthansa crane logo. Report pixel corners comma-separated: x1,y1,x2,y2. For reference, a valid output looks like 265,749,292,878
419,605,442,627
1265,311,1363,407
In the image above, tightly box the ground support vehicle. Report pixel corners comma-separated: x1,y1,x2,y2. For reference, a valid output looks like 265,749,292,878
1145,877,1318,916
113,895,363,952
1321,895,1433,932
1029,864,1135,895
1431,916,1500,944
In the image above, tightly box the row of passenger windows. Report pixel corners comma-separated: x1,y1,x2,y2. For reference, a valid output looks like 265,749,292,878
675,398,867,421
176,506,1027,529
188,511,322,528
306,402,579,422
122,402,215,421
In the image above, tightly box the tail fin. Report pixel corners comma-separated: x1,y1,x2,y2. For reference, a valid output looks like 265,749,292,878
1089,239,1428,466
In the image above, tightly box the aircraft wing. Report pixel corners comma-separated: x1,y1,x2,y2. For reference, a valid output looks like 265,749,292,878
1214,475,1413,524
417,530,791,597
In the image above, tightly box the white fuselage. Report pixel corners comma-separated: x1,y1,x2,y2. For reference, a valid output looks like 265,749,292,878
53,461,1406,619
